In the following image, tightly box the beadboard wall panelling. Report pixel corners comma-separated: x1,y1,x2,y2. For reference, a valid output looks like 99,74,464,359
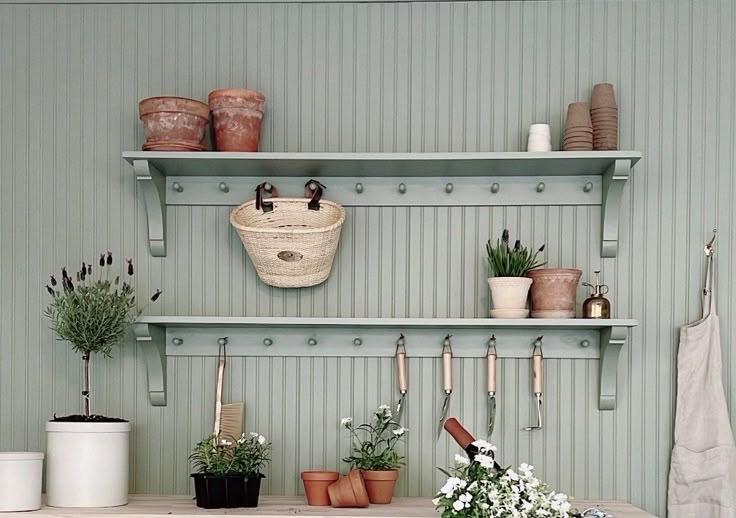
0,1,734,516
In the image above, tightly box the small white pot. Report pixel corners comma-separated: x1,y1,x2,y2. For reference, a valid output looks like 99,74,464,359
46,421,131,508
0,452,44,511
488,277,533,317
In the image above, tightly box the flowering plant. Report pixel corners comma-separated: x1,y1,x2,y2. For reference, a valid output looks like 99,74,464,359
433,441,573,518
341,405,407,471
486,229,546,277
44,252,162,418
190,432,271,477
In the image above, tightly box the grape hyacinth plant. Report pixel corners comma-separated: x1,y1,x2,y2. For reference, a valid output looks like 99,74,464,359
486,229,546,277
433,442,575,518
341,404,407,471
44,252,162,419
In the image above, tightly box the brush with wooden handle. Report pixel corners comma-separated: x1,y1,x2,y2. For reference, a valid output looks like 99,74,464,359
214,338,244,444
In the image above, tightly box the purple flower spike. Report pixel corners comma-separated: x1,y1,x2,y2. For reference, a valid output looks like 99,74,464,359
127,258,134,276
62,268,69,280
46,285,55,296
106,251,113,265
87,264,92,275
99,254,105,267
50,275,57,286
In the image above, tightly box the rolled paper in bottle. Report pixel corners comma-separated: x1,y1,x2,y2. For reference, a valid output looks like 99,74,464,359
442,351,453,392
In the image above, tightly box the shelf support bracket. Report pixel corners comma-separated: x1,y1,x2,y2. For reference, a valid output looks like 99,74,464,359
133,323,167,406
134,160,167,257
598,326,628,410
600,159,631,258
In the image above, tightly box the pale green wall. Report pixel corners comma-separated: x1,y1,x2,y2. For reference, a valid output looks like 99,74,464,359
1,1,735,516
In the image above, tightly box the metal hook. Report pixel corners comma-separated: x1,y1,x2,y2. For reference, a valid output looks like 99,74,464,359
487,334,497,355
396,333,406,353
533,336,544,354
441,334,453,353
705,229,717,256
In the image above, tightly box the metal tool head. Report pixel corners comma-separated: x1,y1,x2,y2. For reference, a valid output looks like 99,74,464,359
522,393,543,431
437,393,451,440
705,229,717,256
487,394,496,440
395,392,406,424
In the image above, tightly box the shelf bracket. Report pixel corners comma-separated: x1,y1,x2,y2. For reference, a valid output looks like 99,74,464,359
600,159,631,258
598,326,628,410
133,323,167,406
134,160,167,257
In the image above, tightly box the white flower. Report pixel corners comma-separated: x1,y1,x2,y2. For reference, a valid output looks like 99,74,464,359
376,405,393,418
440,477,462,497
379,404,391,410
431,497,441,506
459,493,472,504
392,427,408,437
237,433,246,444
474,454,495,469
452,500,465,512
454,454,470,465
471,439,497,453
220,439,233,446
258,435,266,445
340,417,353,428
250,431,260,438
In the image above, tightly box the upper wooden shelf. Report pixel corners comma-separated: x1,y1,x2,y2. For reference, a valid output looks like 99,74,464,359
124,150,641,259
123,150,641,177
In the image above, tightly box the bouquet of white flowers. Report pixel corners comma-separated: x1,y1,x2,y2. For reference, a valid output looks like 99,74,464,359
433,442,573,518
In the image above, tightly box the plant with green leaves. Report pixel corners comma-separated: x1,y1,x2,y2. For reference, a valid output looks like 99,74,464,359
486,229,546,277
341,405,407,471
44,252,162,418
190,433,271,477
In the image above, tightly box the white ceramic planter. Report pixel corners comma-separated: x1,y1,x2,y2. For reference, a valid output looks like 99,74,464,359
46,421,131,508
0,452,44,511
488,277,533,318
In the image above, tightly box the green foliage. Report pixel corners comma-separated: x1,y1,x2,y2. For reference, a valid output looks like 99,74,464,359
341,405,407,471
190,433,272,477
486,229,546,277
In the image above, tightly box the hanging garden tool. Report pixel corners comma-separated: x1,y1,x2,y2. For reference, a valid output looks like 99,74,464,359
523,337,544,431
213,338,244,444
486,335,497,440
395,334,408,424
437,335,453,440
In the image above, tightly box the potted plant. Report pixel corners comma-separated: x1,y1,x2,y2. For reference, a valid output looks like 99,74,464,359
527,267,583,318
190,432,271,508
486,230,546,318
433,446,575,517
340,405,407,504
43,253,162,507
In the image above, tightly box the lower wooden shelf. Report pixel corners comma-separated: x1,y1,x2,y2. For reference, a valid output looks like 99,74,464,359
22,495,655,518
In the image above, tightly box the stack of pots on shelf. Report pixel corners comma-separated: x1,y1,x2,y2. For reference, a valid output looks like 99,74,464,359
563,102,593,151
591,83,618,150
138,88,266,152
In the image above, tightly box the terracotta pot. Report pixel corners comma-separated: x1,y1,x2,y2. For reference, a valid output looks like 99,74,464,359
138,96,209,148
361,470,399,504
209,88,266,152
301,471,339,506
488,277,533,318
327,469,369,508
527,268,582,318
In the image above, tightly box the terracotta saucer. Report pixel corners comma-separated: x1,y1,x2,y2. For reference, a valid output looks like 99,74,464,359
143,141,206,151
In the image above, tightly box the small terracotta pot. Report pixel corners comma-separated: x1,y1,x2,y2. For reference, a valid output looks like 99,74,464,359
361,470,399,504
527,268,582,318
209,88,266,152
138,96,209,148
301,471,339,506
327,469,369,508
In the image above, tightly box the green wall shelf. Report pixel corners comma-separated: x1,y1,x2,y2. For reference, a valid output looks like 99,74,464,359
123,151,641,258
134,317,637,410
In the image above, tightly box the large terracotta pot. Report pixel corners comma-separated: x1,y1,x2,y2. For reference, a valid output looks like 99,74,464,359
527,268,582,318
138,96,209,150
327,469,369,508
301,471,339,506
487,277,533,318
209,89,266,151
361,469,399,504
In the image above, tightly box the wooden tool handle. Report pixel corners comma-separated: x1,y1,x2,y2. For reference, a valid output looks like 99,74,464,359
442,351,453,392
396,351,408,392
487,351,496,393
213,358,225,436
533,350,543,394
443,418,474,450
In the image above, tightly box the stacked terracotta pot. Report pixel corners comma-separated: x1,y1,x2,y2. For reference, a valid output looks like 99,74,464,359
563,102,593,151
138,89,266,152
591,83,618,150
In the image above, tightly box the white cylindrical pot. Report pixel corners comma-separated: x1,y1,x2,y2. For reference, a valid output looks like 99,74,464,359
46,421,131,508
488,277,533,317
0,452,44,511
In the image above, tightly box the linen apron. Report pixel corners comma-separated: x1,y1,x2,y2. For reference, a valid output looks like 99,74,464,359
668,253,736,518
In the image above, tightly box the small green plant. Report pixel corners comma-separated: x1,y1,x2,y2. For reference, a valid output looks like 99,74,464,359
190,433,272,477
341,405,407,471
486,229,546,277
44,252,162,417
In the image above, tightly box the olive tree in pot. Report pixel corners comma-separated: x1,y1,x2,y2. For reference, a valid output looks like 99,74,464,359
340,405,407,504
486,230,546,318
43,253,161,507
190,432,271,508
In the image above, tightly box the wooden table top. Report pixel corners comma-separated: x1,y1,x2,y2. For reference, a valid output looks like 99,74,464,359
13,495,658,518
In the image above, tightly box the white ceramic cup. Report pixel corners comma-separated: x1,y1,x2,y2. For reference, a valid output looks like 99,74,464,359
527,133,552,152
529,123,551,135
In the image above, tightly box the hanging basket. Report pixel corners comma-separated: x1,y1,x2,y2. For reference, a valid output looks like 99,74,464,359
230,181,346,288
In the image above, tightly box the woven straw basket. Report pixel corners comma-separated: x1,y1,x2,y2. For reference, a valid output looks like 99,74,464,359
230,196,346,288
